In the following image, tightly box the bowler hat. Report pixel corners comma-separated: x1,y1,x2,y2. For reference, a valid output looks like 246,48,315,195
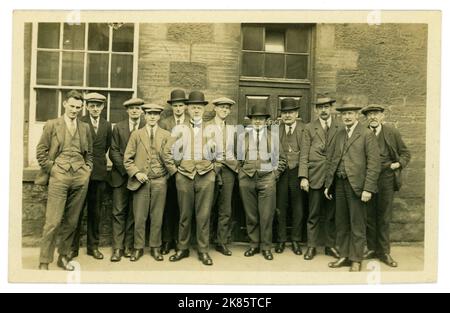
185,91,208,105
123,97,145,107
280,98,300,112
247,103,271,119
361,104,385,115
167,89,187,104
84,92,106,104
142,103,165,113
315,97,336,106
335,103,363,112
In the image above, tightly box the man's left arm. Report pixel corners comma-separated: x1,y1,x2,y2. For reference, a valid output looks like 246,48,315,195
85,124,94,170
394,128,411,169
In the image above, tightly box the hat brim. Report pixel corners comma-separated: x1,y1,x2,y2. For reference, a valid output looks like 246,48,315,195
86,99,105,104
144,110,163,113
167,98,187,104
361,108,385,115
280,106,300,112
185,101,209,105
247,113,271,118
336,107,363,112
315,100,336,106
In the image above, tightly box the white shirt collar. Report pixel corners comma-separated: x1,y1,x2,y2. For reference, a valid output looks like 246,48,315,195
146,124,158,137
370,124,382,136
174,114,185,125
285,122,297,134
129,118,139,131
64,114,77,128
90,115,99,125
214,116,226,127
319,117,332,129
346,121,359,138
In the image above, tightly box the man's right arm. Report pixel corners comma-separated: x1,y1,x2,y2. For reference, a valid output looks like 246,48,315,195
109,124,127,176
36,121,54,173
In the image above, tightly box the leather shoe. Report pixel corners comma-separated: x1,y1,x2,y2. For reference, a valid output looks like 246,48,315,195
275,242,285,254
215,244,232,256
66,250,78,261
379,254,398,268
110,249,123,262
150,247,164,261
363,250,377,260
130,249,144,262
350,262,362,272
304,247,316,261
169,249,190,262
325,247,341,259
328,257,352,268
262,250,274,261
123,247,133,258
87,249,104,260
198,253,213,266
39,263,49,270
292,242,303,255
161,241,174,255
57,255,75,271
244,247,260,257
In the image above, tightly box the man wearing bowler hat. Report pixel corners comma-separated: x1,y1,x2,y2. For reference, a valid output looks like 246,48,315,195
274,97,306,256
159,89,191,255
109,98,146,262
324,103,380,272
361,104,410,267
163,91,217,266
124,103,175,262
299,96,341,261
238,103,287,261
70,92,112,261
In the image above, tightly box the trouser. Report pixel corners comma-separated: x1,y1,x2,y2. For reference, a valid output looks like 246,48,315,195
176,171,215,253
213,166,236,244
111,183,134,250
133,176,168,249
366,170,395,254
72,180,104,251
335,177,367,262
39,165,90,264
275,167,305,243
239,171,276,251
161,175,179,244
307,187,336,248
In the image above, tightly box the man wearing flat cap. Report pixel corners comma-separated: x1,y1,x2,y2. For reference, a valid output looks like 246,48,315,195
299,96,341,261
36,90,93,271
70,92,112,261
238,103,287,261
109,98,146,262
361,104,411,267
162,91,217,266
274,97,306,256
124,103,175,262
205,97,239,256
324,103,380,272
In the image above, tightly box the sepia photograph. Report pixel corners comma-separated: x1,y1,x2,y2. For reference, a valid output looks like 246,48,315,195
9,10,441,285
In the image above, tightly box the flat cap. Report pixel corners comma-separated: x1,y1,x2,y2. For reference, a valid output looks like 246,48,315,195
141,103,165,113
84,92,106,103
335,103,363,112
361,104,385,115
123,97,145,107
212,97,236,106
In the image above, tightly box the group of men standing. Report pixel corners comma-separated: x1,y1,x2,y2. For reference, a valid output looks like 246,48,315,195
35,89,410,272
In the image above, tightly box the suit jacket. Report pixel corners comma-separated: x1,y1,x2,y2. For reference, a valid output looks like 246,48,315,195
123,126,175,191
109,117,146,188
325,122,381,196
204,120,239,173
299,117,342,189
159,114,191,132
80,115,112,181
35,116,93,185
279,121,305,170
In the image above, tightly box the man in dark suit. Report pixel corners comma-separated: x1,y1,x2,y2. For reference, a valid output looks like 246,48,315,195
109,98,146,262
124,103,176,262
158,89,191,255
238,103,287,261
325,103,380,272
70,92,112,261
361,105,411,267
162,91,217,266
274,98,306,256
299,96,341,260
35,90,93,271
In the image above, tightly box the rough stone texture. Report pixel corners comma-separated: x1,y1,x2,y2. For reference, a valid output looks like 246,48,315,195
167,23,214,44
169,62,207,89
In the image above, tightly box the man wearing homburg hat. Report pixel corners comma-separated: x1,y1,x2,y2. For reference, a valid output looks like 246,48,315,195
162,91,217,266
70,92,112,261
109,98,146,262
361,104,410,267
159,89,191,255
205,97,239,256
238,103,287,261
124,103,175,262
299,96,341,261
274,98,306,256
325,102,380,272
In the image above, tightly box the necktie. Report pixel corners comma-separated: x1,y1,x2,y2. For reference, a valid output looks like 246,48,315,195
132,120,138,132
346,126,352,138
150,126,155,148
92,118,98,134
372,127,377,136
69,119,76,136
288,126,293,136
256,129,260,153
176,119,180,125
324,121,330,134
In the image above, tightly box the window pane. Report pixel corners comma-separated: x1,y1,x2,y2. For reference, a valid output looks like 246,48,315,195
242,52,264,77
87,53,109,87
265,29,285,53
88,23,110,51
36,51,59,85
110,92,134,123
265,53,284,78
36,89,58,121
62,52,84,86
242,26,264,51
112,23,134,52
286,55,308,79
37,23,60,49
111,54,133,88
286,27,309,53
63,23,85,50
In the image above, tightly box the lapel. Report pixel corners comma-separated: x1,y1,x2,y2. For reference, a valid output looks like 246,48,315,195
314,119,326,144
55,116,66,145
138,127,152,157
77,118,87,151
381,125,399,160
327,118,339,144
343,123,362,155
295,123,303,147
